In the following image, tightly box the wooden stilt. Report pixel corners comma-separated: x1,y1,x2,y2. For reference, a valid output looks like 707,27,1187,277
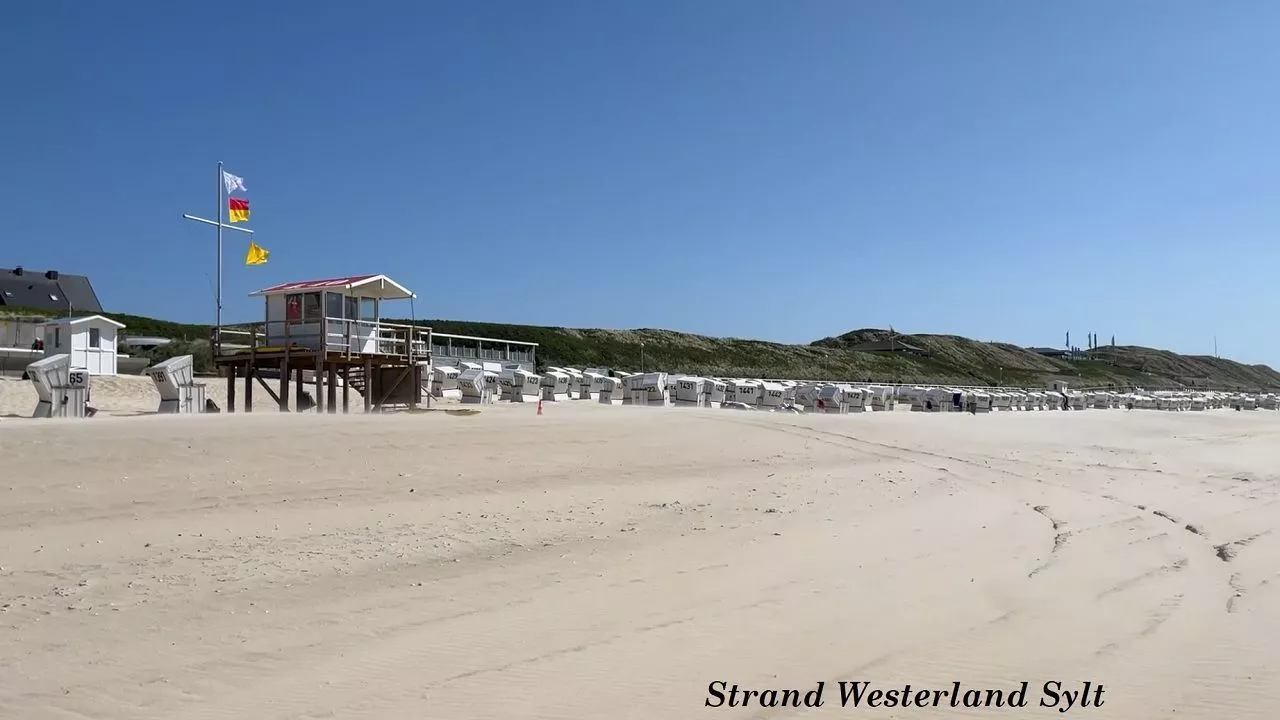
294,366,305,411
409,364,420,411
314,356,325,413
226,364,237,413
246,335,257,413
326,363,337,414
342,366,350,414
244,361,254,413
279,357,290,412
364,357,373,413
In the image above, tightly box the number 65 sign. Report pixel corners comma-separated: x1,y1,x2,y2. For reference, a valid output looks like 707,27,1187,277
68,370,90,388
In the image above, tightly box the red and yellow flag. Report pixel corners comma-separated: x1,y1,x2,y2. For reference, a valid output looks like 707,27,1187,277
228,197,250,223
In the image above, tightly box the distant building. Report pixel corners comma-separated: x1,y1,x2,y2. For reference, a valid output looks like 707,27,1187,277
1028,347,1069,358
0,266,104,314
120,335,172,350
850,339,927,355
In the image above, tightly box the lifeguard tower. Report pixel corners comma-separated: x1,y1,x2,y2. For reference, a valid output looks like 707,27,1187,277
212,274,432,413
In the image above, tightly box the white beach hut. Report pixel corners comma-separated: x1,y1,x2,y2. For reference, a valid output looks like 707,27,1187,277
143,354,206,414
815,384,847,414
971,390,992,413
599,376,623,405
759,381,788,410
579,371,606,400
793,384,824,410
41,315,125,376
483,370,501,398
541,370,572,401
499,368,541,402
847,386,873,413
561,368,584,396
868,385,896,411
621,373,646,405
644,372,668,404
928,387,955,412
26,353,91,418
725,380,762,406
665,373,685,401
431,366,462,399
673,376,707,406
704,379,727,408
457,367,490,404
906,386,929,411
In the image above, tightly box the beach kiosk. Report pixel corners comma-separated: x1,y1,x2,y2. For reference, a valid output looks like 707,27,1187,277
213,274,432,414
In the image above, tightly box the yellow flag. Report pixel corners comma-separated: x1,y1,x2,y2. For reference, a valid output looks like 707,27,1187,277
245,240,270,266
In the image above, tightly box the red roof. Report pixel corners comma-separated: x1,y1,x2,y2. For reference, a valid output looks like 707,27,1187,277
249,273,415,300
254,275,378,293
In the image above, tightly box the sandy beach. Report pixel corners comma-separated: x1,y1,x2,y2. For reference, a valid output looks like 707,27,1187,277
3,401,1280,718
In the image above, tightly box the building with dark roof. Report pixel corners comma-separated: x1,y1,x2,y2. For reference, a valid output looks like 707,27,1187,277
850,339,927,355
0,266,104,314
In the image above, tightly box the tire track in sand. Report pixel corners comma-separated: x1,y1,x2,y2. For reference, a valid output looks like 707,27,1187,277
1027,505,1071,578
722,417,1204,688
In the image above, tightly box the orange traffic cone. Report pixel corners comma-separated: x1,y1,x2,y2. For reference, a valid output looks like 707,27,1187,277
537,399,544,416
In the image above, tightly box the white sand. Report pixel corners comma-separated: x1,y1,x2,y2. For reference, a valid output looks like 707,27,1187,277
2,402,1280,718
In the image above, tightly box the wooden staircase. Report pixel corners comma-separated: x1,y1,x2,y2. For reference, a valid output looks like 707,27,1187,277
346,363,368,398
340,362,434,410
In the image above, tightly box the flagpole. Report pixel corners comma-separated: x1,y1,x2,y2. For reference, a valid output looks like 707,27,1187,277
216,160,224,354
184,165,251,358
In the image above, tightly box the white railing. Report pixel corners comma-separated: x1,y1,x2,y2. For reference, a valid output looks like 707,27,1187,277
216,318,433,362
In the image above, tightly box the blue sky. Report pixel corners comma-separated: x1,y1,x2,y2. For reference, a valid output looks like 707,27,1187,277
4,1,1280,362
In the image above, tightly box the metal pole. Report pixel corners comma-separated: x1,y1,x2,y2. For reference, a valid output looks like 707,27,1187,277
182,214,255,234
216,161,224,354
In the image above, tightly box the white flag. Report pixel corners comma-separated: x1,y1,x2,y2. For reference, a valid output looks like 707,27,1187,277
222,170,247,195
